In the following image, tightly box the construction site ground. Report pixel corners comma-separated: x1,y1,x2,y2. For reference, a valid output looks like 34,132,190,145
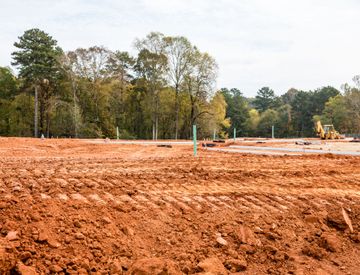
1,137,360,275
234,138,360,152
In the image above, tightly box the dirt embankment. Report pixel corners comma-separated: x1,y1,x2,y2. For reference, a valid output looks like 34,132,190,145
1,138,360,274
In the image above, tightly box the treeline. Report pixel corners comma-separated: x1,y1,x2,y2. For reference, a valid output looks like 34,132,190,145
223,83,360,138
0,29,225,139
0,28,359,139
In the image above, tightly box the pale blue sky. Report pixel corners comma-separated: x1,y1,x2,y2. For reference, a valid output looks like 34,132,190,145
1,0,359,96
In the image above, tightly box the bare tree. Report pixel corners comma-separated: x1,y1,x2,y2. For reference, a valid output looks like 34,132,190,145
183,49,218,136
134,32,167,140
66,46,112,125
164,36,193,139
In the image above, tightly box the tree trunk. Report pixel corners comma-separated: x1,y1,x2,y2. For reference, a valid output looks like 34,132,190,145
152,122,155,140
43,88,51,138
174,85,179,140
155,115,158,140
190,94,196,137
152,90,156,140
71,78,78,138
39,95,45,137
34,86,38,138
46,111,50,138
155,93,159,140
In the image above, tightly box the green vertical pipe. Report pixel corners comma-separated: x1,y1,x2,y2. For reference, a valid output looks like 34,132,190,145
233,128,236,142
193,125,197,156
116,126,119,140
272,125,275,139
213,129,216,140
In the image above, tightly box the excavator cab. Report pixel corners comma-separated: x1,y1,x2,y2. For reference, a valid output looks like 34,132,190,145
324,125,336,139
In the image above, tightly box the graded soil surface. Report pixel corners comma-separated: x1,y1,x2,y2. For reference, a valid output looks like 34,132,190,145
1,138,360,274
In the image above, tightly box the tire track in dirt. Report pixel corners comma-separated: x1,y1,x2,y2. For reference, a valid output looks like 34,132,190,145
2,187,357,220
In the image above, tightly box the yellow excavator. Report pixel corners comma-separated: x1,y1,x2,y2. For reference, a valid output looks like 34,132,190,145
315,121,343,139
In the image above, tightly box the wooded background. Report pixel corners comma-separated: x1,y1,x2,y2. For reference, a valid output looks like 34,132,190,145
0,29,359,139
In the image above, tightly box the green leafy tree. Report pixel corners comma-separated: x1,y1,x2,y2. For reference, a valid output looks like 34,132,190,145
311,86,340,114
290,91,313,136
0,67,18,100
344,88,360,134
243,109,260,136
258,109,279,137
221,88,249,136
320,95,350,133
8,93,34,136
253,87,278,112
276,104,292,137
157,87,176,139
290,86,339,137
11,28,63,137
199,91,229,138
338,79,360,134
0,67,18,135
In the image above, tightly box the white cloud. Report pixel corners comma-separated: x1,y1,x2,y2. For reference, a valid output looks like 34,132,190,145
1,0,359,96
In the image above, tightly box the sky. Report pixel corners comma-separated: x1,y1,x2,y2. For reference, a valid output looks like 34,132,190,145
1,0,359,96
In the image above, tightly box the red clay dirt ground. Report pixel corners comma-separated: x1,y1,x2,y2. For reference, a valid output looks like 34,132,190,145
1,138,360,274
